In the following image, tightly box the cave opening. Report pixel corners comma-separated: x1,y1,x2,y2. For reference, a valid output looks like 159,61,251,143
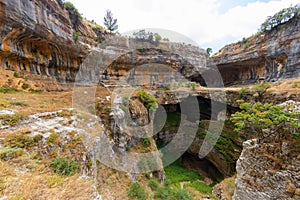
153,96,230,182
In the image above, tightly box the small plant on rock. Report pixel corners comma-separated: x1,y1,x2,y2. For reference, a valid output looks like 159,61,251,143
50,157,79,176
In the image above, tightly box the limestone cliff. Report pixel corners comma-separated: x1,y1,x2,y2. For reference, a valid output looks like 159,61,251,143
232,101,300,200
0,0,98,82
213,15,300,85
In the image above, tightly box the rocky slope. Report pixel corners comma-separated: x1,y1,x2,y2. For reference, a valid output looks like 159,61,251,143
212,15,300,85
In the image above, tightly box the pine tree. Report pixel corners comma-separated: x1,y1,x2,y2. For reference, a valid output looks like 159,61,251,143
103,10,118,32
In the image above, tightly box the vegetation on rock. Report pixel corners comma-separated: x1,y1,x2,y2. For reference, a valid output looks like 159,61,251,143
137,90,158,112
231,101,300,140
133,29,162,44
50,157,79,176
260,4,300,32
63,1,83,20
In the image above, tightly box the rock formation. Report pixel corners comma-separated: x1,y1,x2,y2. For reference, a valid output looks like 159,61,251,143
212,15,300,85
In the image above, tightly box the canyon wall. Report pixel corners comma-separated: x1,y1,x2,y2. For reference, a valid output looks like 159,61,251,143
212,15,300,85
0,0,97,82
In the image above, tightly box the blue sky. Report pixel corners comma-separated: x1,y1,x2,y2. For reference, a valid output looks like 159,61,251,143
68,0,299,52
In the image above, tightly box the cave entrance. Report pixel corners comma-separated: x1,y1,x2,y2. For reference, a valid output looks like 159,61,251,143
153,97,227,182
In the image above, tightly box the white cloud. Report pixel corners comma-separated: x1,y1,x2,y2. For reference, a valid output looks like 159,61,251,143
69,0,299,51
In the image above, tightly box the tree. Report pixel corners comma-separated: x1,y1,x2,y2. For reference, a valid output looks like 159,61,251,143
103,10,118,32
206,48,213,55
260,5,300,32
231,101,300,141
132,30,162,45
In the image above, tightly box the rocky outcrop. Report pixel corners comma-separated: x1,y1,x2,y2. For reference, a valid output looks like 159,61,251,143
233,101,300,200
213,15,300,85
233,138,300,200
0,0,97,82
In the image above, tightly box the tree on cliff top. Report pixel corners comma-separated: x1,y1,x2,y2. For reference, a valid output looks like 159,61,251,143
260,4,300,32
231,101,300,141
104,10,118,32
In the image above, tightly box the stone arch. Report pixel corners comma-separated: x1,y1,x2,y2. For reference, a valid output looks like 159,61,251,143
104,48,202,88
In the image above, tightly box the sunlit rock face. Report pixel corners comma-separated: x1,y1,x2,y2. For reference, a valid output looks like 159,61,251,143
0,0,97,82
212,16,300,85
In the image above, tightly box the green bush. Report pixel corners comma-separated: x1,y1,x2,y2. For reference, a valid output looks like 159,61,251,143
4,134,35,148
0,113,25,125
260,5,300,32
137,90,158,112
21,83,29,90
73,32,80,42
154,186,175,200
47,132,60,144
148,179,160,191
50,157,79,176
63,1,82,20
174,189,193,200
122,96,130,106
0,147,23,160
127,182,148,200
240,87,251,95
252,82,271,95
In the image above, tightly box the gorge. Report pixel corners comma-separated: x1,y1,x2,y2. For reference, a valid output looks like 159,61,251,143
0,0,299,200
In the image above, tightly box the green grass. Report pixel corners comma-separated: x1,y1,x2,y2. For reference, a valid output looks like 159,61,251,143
165,112,181,125
164,160,203,184
184,181,213,194
0,87,21,93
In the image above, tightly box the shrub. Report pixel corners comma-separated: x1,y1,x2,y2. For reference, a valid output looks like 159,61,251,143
142,138,151,146
119,105,127,113
148,179,160,191
4,134,35,148
260,5,300,32
137,90,158,112
174,189,193,200
154,186,175,200
252,82,271,95
73,31,80,42
47,132,60,144
122,96,130,106
21,83,29,90
63,1,82,20
50,157,79,176
231,102,300,140
127,182,148,200
0,147,23,160
240,87,250,95
0,113,25,125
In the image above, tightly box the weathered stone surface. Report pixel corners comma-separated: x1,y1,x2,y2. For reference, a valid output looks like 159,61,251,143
233,138,300,200
0,0,97,82
213,16,300,85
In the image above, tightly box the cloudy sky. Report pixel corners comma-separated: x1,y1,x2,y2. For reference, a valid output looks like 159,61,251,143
68,0,299,52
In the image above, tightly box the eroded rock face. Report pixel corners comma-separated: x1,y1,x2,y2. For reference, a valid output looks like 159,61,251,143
233,139,300,200
0,0,96,82
213,16,300,85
